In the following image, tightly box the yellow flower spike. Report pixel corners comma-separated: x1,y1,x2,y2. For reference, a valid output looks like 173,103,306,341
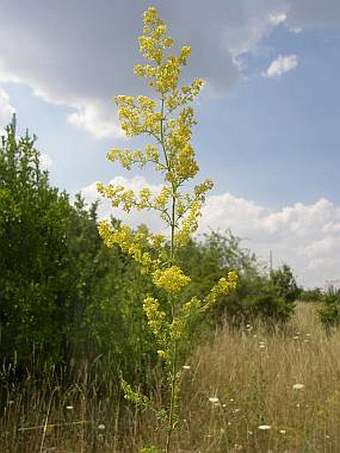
203,271,239,308
152,266,191,294
143,296,169,344
143,6,157,25
98,6,238,451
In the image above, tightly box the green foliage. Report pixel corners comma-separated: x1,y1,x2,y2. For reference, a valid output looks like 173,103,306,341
0,118,132,377
299,287,324,303
220,274,294,326
319,286,340,328
270,264,301,304
0,117,172,388
0,118,73,367
177,232,296,327
85,243,159,386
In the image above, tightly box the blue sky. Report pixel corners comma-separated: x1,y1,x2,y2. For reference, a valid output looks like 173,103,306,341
1,0,340,288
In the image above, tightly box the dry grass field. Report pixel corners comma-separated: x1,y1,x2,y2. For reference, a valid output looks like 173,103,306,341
1,302,340,452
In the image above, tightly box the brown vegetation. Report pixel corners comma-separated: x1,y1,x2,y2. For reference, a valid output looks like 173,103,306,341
1,302,340,452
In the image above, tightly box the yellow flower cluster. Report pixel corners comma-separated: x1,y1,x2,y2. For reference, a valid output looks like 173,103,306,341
133,7,194,96
152,266,191,294
204,271,239,308
165,78,204,112
170,317,185,342
97,6,211,245
149,233,166,249
143,296,169,348
97,221,155,271
106,144,160,170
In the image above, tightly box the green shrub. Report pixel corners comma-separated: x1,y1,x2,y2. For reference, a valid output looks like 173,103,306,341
214,273,295,327
299,287,324,303
319,286,340,328
177,232,296,328
270,264,301,304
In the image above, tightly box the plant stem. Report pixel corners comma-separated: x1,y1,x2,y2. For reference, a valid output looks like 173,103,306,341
160,94,178,452
166,342,178,453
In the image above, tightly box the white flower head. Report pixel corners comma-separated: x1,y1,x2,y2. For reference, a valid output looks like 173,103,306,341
258,424,272,430
292,383,305,390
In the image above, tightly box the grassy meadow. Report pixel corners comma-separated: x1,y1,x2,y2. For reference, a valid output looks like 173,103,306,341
1,302,340,452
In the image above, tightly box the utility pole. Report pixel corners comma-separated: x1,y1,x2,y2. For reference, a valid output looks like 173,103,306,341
269,250,273,274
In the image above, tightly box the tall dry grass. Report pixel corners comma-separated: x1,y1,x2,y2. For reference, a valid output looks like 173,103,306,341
1,302,340,452
178,302,340,452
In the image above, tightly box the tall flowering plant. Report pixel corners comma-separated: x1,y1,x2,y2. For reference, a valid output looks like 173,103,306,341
97,6,237,451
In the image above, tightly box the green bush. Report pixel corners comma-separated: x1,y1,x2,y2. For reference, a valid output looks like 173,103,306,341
319,286,340,328
299,287,324,303
214,273,295,327
0,118,152,382
270,264,301,304
177,232,296,328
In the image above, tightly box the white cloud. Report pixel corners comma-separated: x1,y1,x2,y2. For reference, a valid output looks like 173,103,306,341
0,58,118,140
265,54,299,78
199,193,340,288
67,100,120,140
268,13,287,25
80,176,340,289
0,87,15,129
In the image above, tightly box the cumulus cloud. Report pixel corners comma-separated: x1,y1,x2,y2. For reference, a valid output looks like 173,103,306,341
80,175,340,289
265,54,299,78
199,194,340,288
67,100,120,139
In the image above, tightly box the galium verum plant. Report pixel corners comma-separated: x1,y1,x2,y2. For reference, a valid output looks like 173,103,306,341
97,6,237,451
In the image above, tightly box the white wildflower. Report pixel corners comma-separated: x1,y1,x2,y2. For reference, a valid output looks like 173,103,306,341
258,424,272,430
292,383,305,390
